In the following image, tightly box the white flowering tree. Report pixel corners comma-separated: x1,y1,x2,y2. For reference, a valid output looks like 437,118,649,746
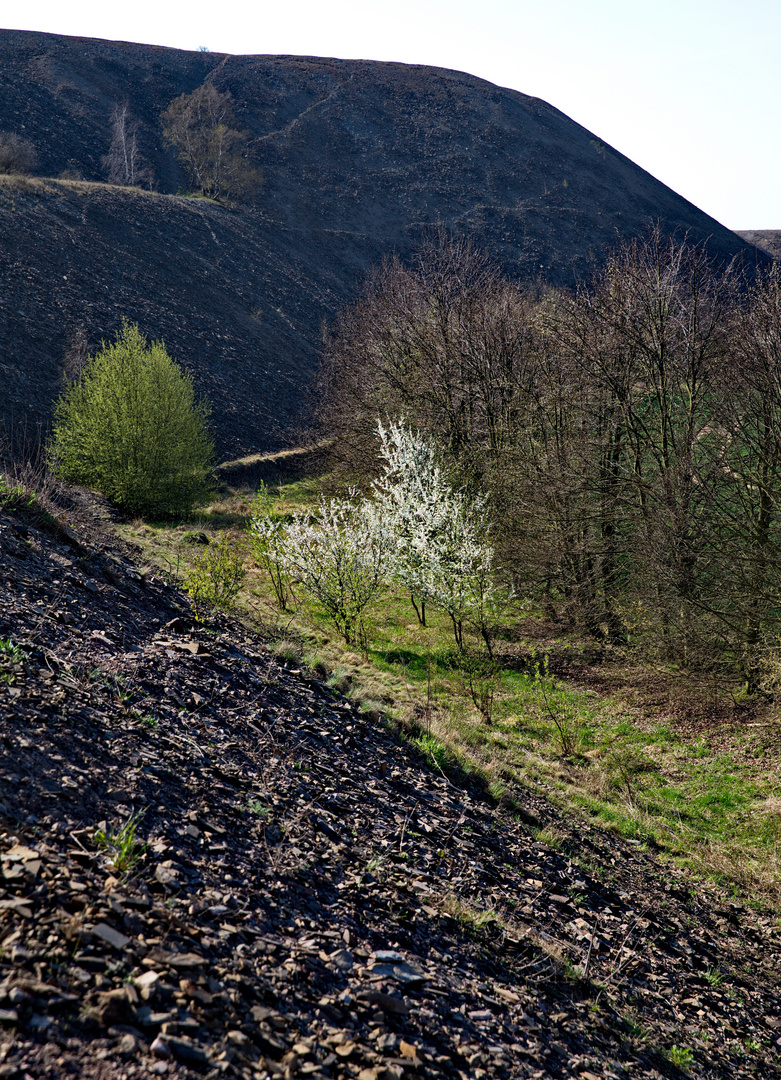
249,422,496,652
251,493,392,645
372,420,496,651
371,420,452,625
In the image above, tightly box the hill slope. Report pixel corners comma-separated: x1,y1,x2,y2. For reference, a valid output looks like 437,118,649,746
737,231,781,260
0,29,768,456
1,484,781,1078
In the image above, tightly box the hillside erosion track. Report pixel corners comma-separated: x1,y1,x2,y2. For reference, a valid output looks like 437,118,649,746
0,29,770,456
1,489,781,1078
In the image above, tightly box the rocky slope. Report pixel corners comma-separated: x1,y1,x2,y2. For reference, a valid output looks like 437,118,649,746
0,29,769,456
1,483,781,1079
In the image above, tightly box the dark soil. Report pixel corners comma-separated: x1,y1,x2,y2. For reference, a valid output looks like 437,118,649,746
1,486,781,1079
0,29,770,457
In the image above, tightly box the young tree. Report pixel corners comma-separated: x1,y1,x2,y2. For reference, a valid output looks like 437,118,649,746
161,83,261,201
255,495,392,645
51,320,215,517
372,420,496,650
103,102,151,188
247,482,297,611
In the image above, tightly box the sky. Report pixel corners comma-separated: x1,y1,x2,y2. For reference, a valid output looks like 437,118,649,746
7,0,781,229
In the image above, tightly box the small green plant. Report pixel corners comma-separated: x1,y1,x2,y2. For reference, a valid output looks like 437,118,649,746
183,534,246,620
704,967,725,987
273,639,303,665
0,474,35,511
93,811,147,873
0,638,26,663
668,1044,694,1071
442,893,497,933
247,799,270,817
135,712,158,728
364,854,388,879
535,825,565,851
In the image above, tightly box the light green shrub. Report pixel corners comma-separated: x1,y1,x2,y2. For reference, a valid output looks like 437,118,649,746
51,320,214,517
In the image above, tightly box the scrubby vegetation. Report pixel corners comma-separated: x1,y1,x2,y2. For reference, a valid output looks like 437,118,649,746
39,228,781,906
0,131,38,175
119,475,781,908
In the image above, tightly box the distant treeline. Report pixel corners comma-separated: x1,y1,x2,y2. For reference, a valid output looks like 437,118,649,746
316,229,781,685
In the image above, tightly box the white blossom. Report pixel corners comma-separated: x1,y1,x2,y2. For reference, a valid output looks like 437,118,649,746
252,491,392,644
372,419,496,647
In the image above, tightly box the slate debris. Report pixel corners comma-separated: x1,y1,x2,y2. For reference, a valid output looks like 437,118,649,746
1,490,781,1079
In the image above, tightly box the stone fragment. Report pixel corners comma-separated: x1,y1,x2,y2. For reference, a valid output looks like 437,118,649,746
165,1035,209,1064
95,988,134,1026
91,923,131,950
356,990,409,1015
117,1033,138,1056
329,948,354,971
150,1036,171,1059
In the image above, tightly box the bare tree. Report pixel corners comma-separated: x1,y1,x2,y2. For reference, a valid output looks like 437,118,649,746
317,228,781,676
0,132,38,175
103,103,151,188
315,231,539,478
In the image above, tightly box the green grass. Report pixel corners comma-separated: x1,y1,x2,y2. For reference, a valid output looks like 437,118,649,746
115,473,781,908
93,811,147,874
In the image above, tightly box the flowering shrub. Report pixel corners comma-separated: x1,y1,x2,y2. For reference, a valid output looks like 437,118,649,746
253,494,392,645
372,420,496,650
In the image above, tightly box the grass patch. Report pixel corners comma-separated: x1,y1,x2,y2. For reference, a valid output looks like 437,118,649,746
93,811,147,874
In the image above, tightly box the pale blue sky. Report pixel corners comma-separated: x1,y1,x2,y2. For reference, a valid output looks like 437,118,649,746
8,0,780,228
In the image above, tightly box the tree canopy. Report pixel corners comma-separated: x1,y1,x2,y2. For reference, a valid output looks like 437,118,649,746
52,320,215,517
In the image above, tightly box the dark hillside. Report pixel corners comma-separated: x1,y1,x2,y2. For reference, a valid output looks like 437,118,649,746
1,488,781,1078
0,29,769,455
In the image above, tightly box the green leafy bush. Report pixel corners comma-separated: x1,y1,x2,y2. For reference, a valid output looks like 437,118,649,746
183,534,246,620
51,320,215,517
